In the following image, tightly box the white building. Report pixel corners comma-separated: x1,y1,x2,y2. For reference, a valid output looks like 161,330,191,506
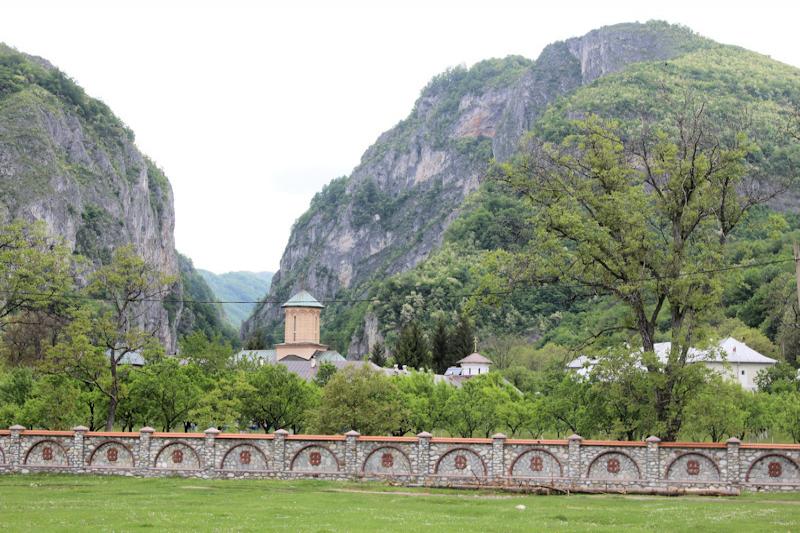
567,337,777,391
445,352,493,377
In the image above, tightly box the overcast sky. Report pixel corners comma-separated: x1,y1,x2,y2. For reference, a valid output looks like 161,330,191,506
2,0,800,273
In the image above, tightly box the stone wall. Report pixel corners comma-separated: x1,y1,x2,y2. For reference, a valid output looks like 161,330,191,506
2,426,799,493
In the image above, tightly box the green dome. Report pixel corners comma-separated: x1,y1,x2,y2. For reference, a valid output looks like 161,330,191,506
281,290,325,309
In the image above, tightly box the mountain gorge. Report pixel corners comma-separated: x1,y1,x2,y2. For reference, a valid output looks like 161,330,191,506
198,270,273,327
0,43,230,352
242,21,800,357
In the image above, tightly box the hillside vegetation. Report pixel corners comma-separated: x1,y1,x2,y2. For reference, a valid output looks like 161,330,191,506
245,23,800,368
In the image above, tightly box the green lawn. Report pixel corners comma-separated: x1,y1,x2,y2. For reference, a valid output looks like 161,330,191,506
0,475,798,532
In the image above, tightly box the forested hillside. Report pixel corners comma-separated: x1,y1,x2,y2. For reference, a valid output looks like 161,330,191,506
198,270,273,327
242,21,715,349
243,21,800,367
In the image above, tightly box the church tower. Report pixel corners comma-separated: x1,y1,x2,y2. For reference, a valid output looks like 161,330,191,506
275,290,328,361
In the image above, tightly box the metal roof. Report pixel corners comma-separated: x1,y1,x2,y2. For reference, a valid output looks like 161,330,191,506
654,337,778,365
234,350,277,364
281,290,325,309
278,359,380,381
456,352,493,365
567,337,777,375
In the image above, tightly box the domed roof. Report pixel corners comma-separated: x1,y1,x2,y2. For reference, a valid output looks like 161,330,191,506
281,290,325,309
456,352,493,365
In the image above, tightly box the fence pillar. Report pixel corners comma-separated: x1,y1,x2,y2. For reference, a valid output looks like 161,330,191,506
567,434,583,481
274,429,288,473
72,426,88,470
345,430,360,476
645,435,661,482
726,437,741,486
204,428,220,477
9,425,24,470
417,431,432,482
491,433,506,481
138,427,154,472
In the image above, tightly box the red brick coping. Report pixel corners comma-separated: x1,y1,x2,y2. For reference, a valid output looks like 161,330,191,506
4,429,799,450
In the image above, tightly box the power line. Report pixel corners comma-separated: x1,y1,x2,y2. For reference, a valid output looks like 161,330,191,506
0,256,793,306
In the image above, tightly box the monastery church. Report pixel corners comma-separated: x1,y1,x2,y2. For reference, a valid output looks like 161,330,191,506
236,290,492,384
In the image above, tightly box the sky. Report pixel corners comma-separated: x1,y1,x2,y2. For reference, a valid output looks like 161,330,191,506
2,0,800,273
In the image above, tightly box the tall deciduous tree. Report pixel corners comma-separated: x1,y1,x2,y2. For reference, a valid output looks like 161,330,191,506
89,245,174,430
497,102,784,440
45,245,174,430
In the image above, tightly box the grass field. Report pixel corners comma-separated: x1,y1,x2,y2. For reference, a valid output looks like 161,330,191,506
0,475,798,532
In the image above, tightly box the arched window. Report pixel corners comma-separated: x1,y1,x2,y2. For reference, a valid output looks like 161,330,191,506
293,315,297,342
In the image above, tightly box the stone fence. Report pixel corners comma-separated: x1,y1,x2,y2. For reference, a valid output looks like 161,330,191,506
1,425,799,493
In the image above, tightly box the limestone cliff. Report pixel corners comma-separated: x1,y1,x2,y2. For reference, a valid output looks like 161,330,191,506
241,21,709,349
0,44,224,352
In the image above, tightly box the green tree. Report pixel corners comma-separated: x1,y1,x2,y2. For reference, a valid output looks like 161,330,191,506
0,366,34,426
240,364,316,433
0,221,73,334
537,370,597,437
315,366,406,435
500,365,537,393
755,362,799,393
444,373,516,438
740,392,776,441
44,309,121,424
128,359,202,432
87,245,175,430
774,391,800,443
369,341,387,367
430,318,451,373
589,352,664,440
498,106,777,440
682,376,748,442
180,331,234,376
188,371,249,431
394,322,430,370
450,310,475,363
497,396,541,437
314,362,338,387
393,370,453,434
18,374,86,430
0,221,74,366
81,386,110,431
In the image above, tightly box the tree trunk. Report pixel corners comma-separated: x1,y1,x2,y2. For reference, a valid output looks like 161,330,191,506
105,356,119,431
105,395,118,431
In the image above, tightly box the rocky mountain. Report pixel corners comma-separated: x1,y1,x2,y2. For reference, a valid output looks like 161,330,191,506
240,22,713,346
198,270,273,327
0,43,227,352
242,21,800,357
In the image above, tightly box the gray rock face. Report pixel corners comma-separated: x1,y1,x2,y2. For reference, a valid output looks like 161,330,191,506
0,55,182,352
242,22,707,350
